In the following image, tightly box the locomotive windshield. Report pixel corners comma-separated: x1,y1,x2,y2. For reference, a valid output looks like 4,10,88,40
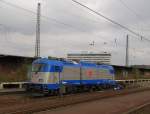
32,63,47,72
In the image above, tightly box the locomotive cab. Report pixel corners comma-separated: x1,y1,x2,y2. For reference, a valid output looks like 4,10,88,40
31,63,49,83
27,58,63,94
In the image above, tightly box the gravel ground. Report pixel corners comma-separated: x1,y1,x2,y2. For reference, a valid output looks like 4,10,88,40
35,90,150,114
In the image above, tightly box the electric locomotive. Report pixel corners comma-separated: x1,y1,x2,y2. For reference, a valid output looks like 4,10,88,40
26,58,117,95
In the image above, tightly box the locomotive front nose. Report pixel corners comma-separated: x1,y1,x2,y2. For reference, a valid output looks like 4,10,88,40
30,63,48,84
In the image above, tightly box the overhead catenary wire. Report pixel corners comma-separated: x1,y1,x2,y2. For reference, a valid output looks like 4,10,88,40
71,0,150,42
118,0,148,36
118,0,150,31
0,0,121,44
0,1,105,51
0,0,81,30
1,0,149,41
0,1,149,54
119,0,141,19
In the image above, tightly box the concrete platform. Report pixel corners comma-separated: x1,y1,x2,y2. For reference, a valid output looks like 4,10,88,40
0,88,25,95
0,82,28,89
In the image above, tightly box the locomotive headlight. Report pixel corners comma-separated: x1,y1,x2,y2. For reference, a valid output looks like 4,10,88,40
43,85,48,89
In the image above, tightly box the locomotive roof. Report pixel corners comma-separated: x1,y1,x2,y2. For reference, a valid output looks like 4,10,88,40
33,58,114,70
97,64,114,70
33,58,63,66
79,61,97,68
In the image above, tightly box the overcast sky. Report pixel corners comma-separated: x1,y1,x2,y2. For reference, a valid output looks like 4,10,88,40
0,0,150,65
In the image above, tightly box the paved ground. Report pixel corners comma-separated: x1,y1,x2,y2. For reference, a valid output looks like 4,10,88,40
35,90,150,114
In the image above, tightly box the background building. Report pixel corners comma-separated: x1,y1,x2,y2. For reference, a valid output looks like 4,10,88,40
67,52,111,64
0,54,34,82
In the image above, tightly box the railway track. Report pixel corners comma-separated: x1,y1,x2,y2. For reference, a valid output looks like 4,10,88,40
0,87,150,114
126,103,150,114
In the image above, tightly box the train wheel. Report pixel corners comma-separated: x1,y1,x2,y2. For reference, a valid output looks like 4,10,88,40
89,86,95,92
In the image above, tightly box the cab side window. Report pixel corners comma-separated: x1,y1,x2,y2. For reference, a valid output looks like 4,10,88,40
54,66,61,72
51,66,62,72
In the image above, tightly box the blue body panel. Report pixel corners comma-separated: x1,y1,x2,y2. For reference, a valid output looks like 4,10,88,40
80,61,97,68
29,79,117,90
33,58,63,72
61,79,116,86
30,80,117,90
28,83,59,90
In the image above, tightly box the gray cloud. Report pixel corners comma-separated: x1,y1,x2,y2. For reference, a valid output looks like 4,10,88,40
0,0,150,65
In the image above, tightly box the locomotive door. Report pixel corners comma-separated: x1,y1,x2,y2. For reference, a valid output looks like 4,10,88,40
52,66,62,84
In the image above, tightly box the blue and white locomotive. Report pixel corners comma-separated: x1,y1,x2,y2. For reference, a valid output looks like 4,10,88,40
27,58,117,95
